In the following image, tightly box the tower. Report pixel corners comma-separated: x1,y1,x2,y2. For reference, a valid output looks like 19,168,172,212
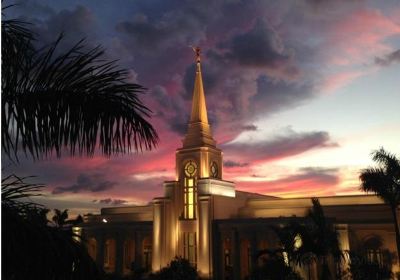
152,48,235,278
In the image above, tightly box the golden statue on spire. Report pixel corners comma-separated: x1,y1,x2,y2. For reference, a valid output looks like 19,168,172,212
191,46,201,63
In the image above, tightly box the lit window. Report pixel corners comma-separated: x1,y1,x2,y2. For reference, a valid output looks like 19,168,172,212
183,232,197,266
184,161,197,219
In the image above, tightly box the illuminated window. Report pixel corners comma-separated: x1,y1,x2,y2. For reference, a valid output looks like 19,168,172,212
210,161,218,178
183,232,197,266
184,160,197,219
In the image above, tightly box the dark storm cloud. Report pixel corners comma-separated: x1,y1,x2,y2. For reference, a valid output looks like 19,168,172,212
374,49,400,67
96,198,128,205
114,2,209,52
151,85,189,135
273,167,339,185
53,173,116,194
252,75,314,113
240,124,258,131
223,127,337,162
222,19,290,68
25,5,96,50
224,160,249,168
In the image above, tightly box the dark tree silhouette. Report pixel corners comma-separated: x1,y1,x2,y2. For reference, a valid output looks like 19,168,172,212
257,199,342,280
2,7,159,280
2,174,101,280
359,147,400,264
52,209,69,227
2,16,158,161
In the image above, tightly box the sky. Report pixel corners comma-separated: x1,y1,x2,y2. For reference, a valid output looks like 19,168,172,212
3,0,400,216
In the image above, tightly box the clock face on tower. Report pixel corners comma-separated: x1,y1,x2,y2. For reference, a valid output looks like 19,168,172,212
210,161,218,178
184,160,197,177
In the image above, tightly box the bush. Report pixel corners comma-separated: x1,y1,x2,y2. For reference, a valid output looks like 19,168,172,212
251,256,303,280
149,257,198,280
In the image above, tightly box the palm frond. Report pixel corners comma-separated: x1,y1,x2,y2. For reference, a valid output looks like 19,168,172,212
1,174,45,211
359,167,398,205
372,147,400,179
2,19,158,161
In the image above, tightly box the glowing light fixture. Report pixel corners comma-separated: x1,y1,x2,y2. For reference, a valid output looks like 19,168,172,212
102,218,108,223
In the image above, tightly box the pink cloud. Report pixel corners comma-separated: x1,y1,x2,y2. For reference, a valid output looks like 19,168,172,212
320,70,364,93
327,9,400,65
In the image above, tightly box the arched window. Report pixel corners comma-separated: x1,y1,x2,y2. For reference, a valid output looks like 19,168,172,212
104,238,116,273
123,239,135,274
184,160,197,219
142,237,152,271
87,237,97,261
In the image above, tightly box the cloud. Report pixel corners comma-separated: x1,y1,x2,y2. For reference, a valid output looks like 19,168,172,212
320,71,363,93
224,127,338,162
237,167,340,197
28,5,96,50
374,49,400,66
224,160,249,168
95,198,128,205
223,19,290,68
252,75,314,113
52,173,116,194
240,124,258,131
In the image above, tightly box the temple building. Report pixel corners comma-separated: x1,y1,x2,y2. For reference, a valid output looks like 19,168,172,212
78,50,399,279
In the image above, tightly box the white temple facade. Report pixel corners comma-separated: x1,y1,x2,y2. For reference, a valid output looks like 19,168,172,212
79,51,399,279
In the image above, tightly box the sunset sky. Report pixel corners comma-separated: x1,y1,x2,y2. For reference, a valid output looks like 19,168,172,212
3,0,400,216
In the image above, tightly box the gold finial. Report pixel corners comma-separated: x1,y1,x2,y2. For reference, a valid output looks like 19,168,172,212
191,46,201,63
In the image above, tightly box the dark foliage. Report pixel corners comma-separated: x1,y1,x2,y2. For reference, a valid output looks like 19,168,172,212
2,174,101,280
347,251,393,280
2,15,158,161
148,257,198,280
255,199,343,280
252,254,303,280
359,148,400,263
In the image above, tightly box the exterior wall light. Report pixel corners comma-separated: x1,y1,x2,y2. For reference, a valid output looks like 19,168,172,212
102,218,108,223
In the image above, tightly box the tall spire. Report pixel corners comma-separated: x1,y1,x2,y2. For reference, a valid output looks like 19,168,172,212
182,47,216,148
190,47,209,124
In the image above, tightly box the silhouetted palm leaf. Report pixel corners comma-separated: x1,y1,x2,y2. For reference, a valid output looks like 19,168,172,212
360,147,400,264
2,18,158,161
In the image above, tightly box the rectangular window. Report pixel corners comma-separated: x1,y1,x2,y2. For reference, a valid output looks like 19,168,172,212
184,178,196,219
183,232,197,266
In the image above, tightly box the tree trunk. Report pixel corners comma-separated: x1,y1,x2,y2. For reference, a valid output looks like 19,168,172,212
390,205,400,265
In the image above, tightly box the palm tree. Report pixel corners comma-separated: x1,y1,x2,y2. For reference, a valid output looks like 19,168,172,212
52,209,69,227
2,16,158,161
304,198,342,280
359,147,400,264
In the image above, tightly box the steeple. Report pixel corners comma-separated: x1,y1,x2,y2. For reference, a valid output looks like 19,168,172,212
182,47,216,148
189,47,208,124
